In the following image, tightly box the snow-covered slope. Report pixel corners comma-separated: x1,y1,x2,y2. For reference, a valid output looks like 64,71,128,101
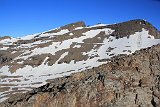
0,19,160,102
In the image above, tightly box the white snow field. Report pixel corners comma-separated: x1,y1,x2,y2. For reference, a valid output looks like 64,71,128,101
0,24,160,102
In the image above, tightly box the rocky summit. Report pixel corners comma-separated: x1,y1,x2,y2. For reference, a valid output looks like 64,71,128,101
0,19,160,107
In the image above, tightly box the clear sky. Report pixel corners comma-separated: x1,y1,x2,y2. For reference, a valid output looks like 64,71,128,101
0,0,160,37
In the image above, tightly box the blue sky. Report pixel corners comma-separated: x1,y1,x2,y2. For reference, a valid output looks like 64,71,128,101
0,0,160,37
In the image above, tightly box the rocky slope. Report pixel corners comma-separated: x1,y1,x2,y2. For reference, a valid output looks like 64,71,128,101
0,43,160,107
0,19,160,104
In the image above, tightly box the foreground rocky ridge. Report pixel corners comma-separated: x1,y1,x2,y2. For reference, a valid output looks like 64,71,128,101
1,44,160,107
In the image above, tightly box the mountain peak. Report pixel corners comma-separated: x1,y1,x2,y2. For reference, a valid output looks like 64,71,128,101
60,21,86,30
107,19,160,39
0,19,160,104
43,21,86,34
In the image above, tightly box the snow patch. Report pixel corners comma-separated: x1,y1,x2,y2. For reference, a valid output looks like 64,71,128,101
1,28,160,103
0,46,9,50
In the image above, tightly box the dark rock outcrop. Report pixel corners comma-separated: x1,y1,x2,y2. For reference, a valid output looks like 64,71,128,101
108,19,160,39
1,44,160,107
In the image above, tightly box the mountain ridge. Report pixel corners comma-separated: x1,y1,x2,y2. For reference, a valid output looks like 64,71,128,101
0,19,159,39
0,19,160,105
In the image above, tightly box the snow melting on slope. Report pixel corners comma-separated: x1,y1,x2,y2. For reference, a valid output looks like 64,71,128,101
15,28,113,60
0,28,114,101
89,24,108,27
39,29,69,38
0,46,9,50
14,39,53,49
55,29,69,35
0,29,69,49
21,29,69,40
20,33,40,40
8,28,160,81
0,37,18,45
0,28,160,103
75,27,84,30
96,28,160,58
11,29,70,41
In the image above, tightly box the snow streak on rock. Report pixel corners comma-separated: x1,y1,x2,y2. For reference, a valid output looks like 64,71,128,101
0,20,160,102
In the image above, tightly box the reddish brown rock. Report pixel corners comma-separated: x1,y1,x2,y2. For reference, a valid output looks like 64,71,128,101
0,44,160,107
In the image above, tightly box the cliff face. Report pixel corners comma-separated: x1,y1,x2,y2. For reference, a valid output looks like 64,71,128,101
1,44,160,107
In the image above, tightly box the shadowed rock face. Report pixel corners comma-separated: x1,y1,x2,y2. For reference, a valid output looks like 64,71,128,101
0,44,160,107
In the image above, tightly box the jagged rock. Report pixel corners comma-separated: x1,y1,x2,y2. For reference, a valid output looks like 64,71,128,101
0,44,160,107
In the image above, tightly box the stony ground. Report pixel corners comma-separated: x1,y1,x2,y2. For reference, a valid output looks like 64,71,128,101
0,44,160,107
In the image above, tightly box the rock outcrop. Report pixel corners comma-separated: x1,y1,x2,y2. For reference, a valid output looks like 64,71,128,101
1,44,160,107
108,19,160,39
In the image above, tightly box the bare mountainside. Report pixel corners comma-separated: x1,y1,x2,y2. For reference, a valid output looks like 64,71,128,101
0,19,160,104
